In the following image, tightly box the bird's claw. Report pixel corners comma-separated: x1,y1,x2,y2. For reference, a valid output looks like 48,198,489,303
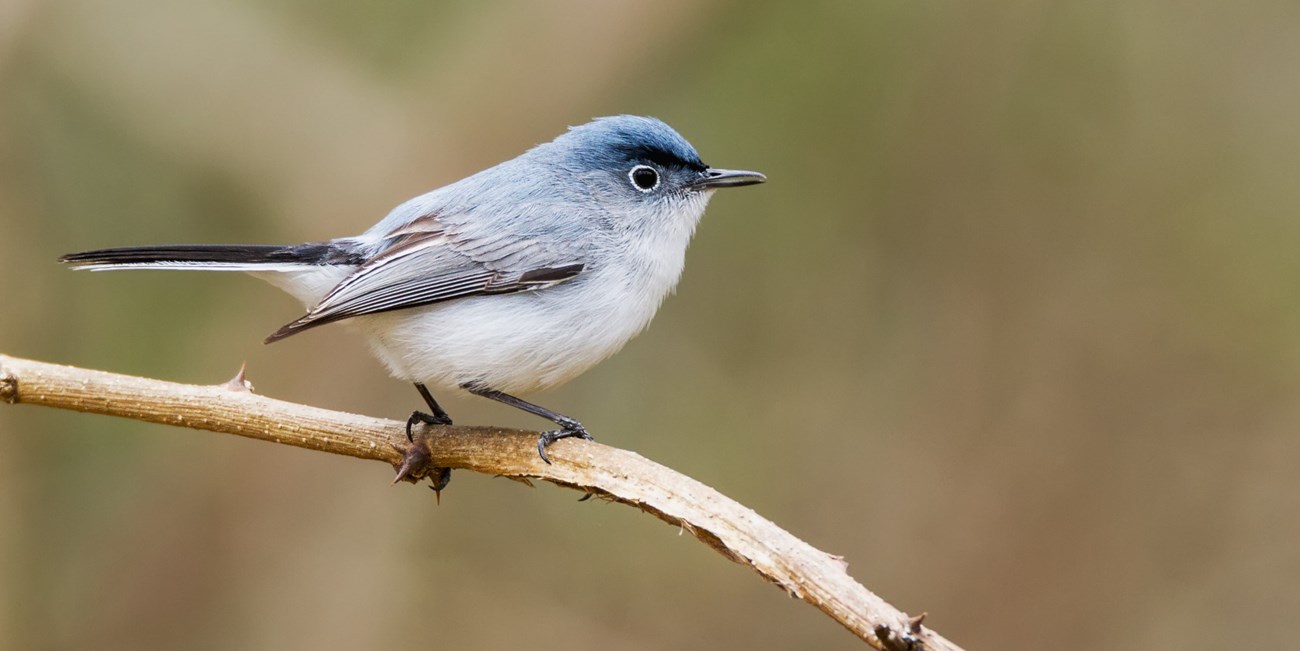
535,423,594,464
405,409,452,442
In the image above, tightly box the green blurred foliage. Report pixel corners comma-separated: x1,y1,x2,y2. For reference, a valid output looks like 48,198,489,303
2,1,1300,649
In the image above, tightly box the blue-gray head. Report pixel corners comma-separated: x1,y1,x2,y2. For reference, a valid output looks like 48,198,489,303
532,116,765,226
551,115,764,192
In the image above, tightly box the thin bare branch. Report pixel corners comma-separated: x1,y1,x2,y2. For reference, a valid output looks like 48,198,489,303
0,353,963,651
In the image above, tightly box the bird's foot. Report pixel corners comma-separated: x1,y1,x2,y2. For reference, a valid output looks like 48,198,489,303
536,418,594,464
405,409,452,442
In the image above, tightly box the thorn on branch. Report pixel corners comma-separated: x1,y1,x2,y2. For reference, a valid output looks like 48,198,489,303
909,612,927,633
219,362,253,393
391,434,452,503
392,437,432,484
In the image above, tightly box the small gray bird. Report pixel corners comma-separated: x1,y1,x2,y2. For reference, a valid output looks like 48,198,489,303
62,115,764,486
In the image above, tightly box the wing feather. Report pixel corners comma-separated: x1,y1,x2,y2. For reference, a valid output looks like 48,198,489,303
264,214,585,343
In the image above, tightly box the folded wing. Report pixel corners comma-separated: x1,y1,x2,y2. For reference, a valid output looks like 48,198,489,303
265,214,585,342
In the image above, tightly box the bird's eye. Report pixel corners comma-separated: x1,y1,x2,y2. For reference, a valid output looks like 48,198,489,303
628,165,660,192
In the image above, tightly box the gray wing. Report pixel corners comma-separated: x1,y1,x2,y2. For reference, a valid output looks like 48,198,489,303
264,214,585,343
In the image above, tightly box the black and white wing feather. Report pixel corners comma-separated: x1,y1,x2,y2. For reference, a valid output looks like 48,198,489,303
265,214,585,342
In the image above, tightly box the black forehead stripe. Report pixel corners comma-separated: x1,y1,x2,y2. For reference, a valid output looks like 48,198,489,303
625,143,707,171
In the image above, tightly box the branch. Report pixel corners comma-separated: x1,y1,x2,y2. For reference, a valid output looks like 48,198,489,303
0,353,962,651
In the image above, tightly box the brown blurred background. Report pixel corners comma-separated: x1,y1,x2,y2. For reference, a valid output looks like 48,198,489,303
2,1,1299,649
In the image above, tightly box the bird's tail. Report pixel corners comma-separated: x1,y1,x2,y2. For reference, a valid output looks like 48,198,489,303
60,242,364,272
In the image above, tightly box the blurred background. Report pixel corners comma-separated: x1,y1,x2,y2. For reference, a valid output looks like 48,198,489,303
2,0,1298,649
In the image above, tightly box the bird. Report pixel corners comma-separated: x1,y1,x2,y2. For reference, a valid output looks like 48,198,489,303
61,115,765,489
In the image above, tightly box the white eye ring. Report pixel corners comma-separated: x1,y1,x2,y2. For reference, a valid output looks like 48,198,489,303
628,165,660,192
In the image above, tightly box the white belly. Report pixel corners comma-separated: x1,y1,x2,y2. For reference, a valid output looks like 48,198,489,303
347,268,666,394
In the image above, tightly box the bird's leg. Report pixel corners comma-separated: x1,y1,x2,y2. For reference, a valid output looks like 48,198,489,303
406,382,453,441
396,383,454,498
461,383,593,464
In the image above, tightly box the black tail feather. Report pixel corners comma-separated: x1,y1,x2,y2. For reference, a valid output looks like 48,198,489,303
59,242,365,267
60,245,288,266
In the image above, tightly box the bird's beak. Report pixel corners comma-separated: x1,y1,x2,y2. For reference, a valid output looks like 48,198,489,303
689,168,767,190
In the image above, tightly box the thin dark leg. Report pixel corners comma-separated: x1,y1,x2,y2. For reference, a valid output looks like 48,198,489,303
461,383,593,464
406,382,453,441
416,383,452,423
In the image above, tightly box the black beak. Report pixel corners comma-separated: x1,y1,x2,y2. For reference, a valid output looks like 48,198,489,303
690,168,767,190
